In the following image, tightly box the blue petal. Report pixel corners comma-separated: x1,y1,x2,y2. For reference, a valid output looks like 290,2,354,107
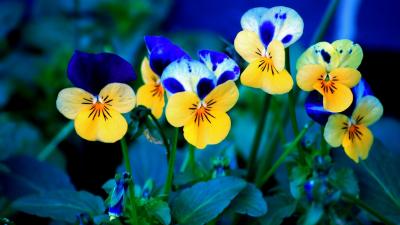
146,36,190,76
259,21,275,46
305,78,373,125
144,36,172,52
163,77,185,94
198,50,240,85
67,51,136,95
161,59,216,96
108,197,124,217
197,78,215,99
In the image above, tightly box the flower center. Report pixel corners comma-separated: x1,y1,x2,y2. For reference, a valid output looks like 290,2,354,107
318,74,338,94
258,57,278,75
151,84,164,98
82,96,113,121
341,121,363,142
188,99,217,126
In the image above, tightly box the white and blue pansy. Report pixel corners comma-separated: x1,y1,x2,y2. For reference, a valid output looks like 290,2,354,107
198,50,240,85
161,58,216,99
240,7,269,35
241,6,304,48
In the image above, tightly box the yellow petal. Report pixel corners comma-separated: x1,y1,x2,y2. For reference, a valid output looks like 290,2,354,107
332,39,363,69
183,110,231,149
204,81,239,112
74,107,128,143
342,124,373,163
234,30,265,63
352,96,383,126
137,84,165,119
241,59,265,89
329,68,361,87
324,114,349,147
141,57,159,84
266,40,285,71
262,68,293,95
314,82,353,112
99,83,136,113
165,92,198,127
296,41,339,71
296,64,326,91
56,87,94,119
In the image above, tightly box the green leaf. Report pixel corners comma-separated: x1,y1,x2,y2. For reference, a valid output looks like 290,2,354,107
170,176,246,225
303,203,323,225
328,167,359,196
229,183,267,217
12,190,105,223
259,193,296,225
358,140,400,222
145,199,171,225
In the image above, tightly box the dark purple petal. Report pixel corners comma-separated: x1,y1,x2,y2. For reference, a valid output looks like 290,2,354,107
162,77,185,94
145,35,190,76
197,78,215,99
108,197,124,217
144,36,173,53
217,71,236,85
67,51,136,95
259,20,275,46
304,78,374,125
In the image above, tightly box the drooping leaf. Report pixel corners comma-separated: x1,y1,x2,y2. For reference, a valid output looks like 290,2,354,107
303,203,323,225
229,183,267,217
0,156,74,200
170,176,246,225
12,190,105,223
259,193,297,225
357,139,400,222
118,136,168,188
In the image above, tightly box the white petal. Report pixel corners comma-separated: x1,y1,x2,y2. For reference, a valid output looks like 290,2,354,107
240,7,269,34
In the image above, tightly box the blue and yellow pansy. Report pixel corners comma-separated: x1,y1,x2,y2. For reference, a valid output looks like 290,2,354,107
56,51,136,143
162,50,240,149
234,6,304,94
137,36,189,118
296,40,363,112
324,95,383,163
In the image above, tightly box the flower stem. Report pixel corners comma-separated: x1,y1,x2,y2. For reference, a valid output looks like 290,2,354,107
148,114,170,157
38,121,74,161
247,94,271,181
342,193,396,225
257,121,314,187
163,127,178,196
120,138,138,225
311,0,340,44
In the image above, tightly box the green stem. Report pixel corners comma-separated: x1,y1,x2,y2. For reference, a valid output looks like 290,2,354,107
342,193,396,225
285,48,299,137
164,128,178,196
311,0,340,44
320,125,330,155
247,94,271,181
148,114,170,157
188,144,196,171
38,121,74,161
257,121,314,187
120,138,138,225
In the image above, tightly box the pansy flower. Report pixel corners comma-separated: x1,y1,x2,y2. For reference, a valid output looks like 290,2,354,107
305,78,373,125
234,6,304,94
162,50,240,149
296,40,363,112
137,36,189,118
324,96,383,162
56,51,136,143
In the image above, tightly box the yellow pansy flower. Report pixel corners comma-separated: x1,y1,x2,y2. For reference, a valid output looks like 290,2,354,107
234,6,304,94
137,58,165,118
56,51,136,143
296,40,363,112
324,96,383,162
